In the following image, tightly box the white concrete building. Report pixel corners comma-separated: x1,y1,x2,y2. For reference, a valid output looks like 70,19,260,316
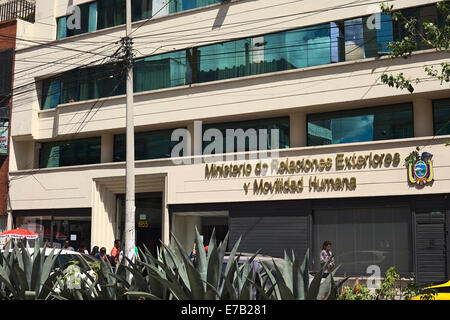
8,0,450,284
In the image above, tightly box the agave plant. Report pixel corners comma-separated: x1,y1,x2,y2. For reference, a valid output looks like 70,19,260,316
259,249,347,300
53,256,137,300
125,228,263,300
0,239,62,300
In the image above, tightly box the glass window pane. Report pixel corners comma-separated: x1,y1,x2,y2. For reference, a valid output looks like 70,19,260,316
202,117,290,154
197,39,252,83
114,129,183,161
134,51,188,92
313,206,412,276
345,18,365,61
169,0,182,13
56,16,67,39
307,103,413,146
42,78,62,110
377,14,394,53
196,0,219,8
16,216,52,248
97,0,126,30
361,14,394,58
183,0,196,11
132,0,152,21
88,2,98,32
433,98,450,136
39,138,101,168
264,24,331,72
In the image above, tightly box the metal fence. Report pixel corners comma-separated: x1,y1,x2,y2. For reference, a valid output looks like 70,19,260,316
0,0,35,23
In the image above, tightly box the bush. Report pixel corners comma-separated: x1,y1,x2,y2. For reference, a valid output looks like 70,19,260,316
338,281,375,300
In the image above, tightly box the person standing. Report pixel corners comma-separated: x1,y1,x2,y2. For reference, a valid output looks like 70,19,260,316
91,246,99,257
97,247,108,262
78,243,89,255
111,239,121,265
64,240,75,251
320,240,335,277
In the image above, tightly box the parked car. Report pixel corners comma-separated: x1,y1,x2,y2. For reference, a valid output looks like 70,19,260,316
1,247,96,272
222,252,314,283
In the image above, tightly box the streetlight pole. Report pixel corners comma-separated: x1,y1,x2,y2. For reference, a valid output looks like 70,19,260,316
124,0,135,262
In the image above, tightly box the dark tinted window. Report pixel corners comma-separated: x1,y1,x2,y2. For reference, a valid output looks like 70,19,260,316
39,137,101,168
433,99,450,136
307,103,413,146
114,129,183,161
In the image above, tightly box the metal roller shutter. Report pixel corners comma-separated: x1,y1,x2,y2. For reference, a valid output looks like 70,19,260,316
229,201,309,259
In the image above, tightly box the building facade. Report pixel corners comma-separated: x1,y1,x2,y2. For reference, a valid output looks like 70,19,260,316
9,0,450,284
0,0,35,231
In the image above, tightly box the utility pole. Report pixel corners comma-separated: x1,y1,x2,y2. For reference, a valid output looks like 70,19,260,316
124,0,135,262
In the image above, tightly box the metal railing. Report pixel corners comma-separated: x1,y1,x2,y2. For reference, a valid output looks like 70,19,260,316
0,0,35,23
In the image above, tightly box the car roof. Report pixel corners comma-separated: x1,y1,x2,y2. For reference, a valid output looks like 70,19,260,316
1,248,83,255
224,252,284,262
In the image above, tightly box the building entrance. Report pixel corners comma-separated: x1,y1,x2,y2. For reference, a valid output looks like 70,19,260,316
117,192,162,256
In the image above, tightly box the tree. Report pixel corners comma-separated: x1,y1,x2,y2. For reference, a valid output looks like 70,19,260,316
380,0,449,93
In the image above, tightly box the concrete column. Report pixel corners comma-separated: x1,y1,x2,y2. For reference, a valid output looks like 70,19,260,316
101,133,114,163
161,175,170,245
92,183,116,252
172,214,186,249
172,215,202,253
185,216,202,253
187,120,202,159
413,98,434,137
290,112,307,147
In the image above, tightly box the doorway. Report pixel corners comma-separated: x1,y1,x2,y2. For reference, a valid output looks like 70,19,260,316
117,192,162,256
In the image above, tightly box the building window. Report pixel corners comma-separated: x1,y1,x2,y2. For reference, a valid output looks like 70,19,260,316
307,103,413,146
202,117,290,154
132,0,152,21
393,5,444,51
97,0,126,30
197,24,333,83
264,24,332,71
0,49,13,97
331,14,393,62
15,214,91,251
169,0,220,13
433,98,450,136
113,129,183,162
134,50,190,92
312,206,412,276
56,0,220,39
56,1,97,39
40,63,126,110
39,137,101,168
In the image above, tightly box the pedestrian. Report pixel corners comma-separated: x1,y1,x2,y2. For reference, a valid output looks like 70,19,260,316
111,239,121,265
91,246,99,257
189,242,197,260
64,240,75,251
320,240,335,278
97,247,108,262
77,243,89,254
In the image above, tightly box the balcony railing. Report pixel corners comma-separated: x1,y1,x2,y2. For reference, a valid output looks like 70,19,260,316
0,0,35,23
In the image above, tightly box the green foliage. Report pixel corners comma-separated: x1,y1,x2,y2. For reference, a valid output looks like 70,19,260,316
404,147,420,167
264,249,344,300
380,1,450,92
0,232,346,300
376,266,401,300
380,73,418,93
0,240,62,300
338,281,375,300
